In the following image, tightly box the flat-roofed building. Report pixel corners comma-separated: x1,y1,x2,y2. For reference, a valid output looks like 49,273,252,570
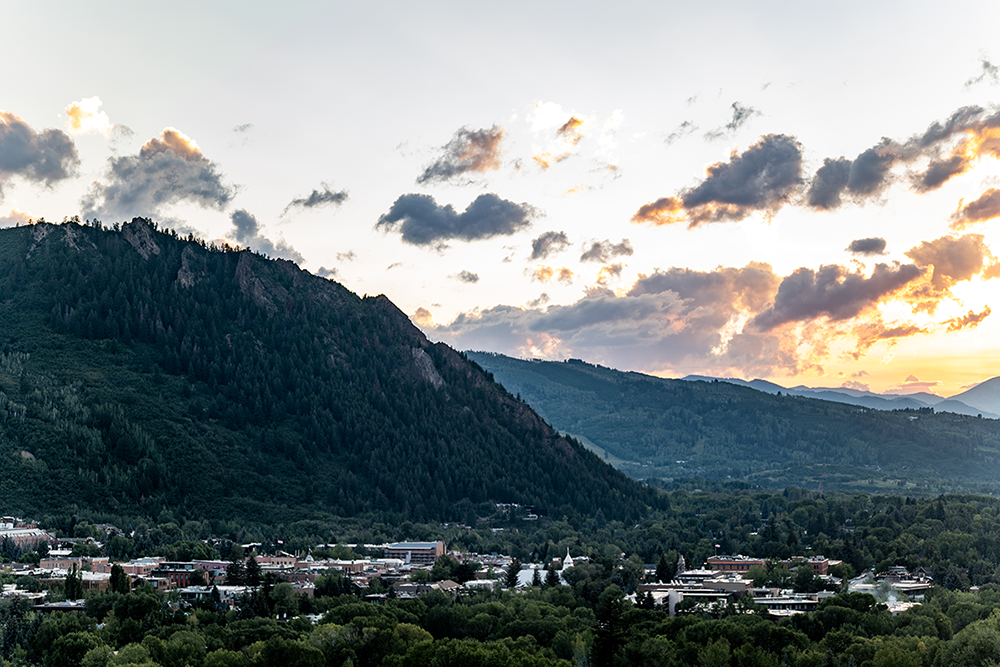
386,542,445,565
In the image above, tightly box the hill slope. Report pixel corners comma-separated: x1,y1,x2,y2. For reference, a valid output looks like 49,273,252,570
0,220,664,526
467,352,1000,494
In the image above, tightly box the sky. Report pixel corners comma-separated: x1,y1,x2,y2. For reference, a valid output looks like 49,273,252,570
3,0,1000,397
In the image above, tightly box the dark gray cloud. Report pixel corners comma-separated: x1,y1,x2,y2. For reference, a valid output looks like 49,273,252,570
633,134,804,227
376,193,538,249
806,157,852,209
455,270,479,283
580,238,633,263
530,230,571,260
674,133,803,225
704,102,761,140
952,188,1000,228
82,128,235,220
416,125,504,184
229,209,304,264
966,57,999,87
283,184,348,215
0,111,79,200
750,262,922,331
847,237,887,256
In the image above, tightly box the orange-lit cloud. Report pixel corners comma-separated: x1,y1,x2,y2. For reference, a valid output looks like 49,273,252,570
952,188,1000,228
529,102,595,170
596,263,625,286
139,128,204,162
902,233,996,311
417,125,504,184
945,306,991,331
632,134,803,228
529,265,574,284
64,96,113,136
413,307,434,326
0,208,34,228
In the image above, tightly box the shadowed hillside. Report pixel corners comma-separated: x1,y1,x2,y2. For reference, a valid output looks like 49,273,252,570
0,219,665,526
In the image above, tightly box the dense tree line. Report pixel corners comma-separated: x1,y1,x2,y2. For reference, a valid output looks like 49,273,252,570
468,352,1000,493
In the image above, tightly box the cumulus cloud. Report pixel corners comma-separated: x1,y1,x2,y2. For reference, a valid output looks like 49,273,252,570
808,106,1000,208
632,134,803,227
229,209,304,264
412,307,434,327
750,262,922,331
952,188,1000,228
530,230,571,260
966,57,1000,87
282,183,348,215
0,111,79,201
315,267,338,278
847,237,887,255
580,238,634,263
82,128,234,221
596,263,625,285
417,125,504,184
946,306,991,331
376,193,538,250
65,97,113,136
455,270,480,283
904,233,994,291
0,208,34,228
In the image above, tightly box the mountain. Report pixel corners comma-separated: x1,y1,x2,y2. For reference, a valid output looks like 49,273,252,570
0,219,665,526
468,352,1000,494
949,377,1000,417
683,376,998,419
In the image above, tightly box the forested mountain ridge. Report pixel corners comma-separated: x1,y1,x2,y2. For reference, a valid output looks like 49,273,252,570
467,352,1000,494
0,219,664,526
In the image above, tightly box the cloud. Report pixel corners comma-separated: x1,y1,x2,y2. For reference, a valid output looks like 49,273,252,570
807,106,1000,207
847,237,887,255
841,380,870,392
750,262,923,331
412,307,434,327
386,262,403,270
0,111,79,201
704,101,761,140
530,231,571,260
596,263,625,285
0,208,33,228
228,209,304,263
417,125,504,185
455,270,480,283
528,265,574,284
632,134,803,227
580,238,634,263
233,123,253,134
315,267,338,278
65,97,113,136
946,306,991,332
904,233,994,293
282,184,348,215
336,250,357,262
529,102,595,169
885,375,940,395
665,120,698,145
952,188,1000,228
966,57,1000,87
376,193,538,249
82,127,234,221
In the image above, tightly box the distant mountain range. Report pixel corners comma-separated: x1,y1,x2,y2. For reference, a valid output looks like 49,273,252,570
680,376,1000,419
468,352,1000,495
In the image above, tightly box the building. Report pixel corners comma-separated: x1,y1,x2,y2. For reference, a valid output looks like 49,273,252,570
707,556,766,573
385,542,445,565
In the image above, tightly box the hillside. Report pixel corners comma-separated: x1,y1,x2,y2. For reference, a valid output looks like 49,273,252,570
467,352,1000,494
0,219,665,527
